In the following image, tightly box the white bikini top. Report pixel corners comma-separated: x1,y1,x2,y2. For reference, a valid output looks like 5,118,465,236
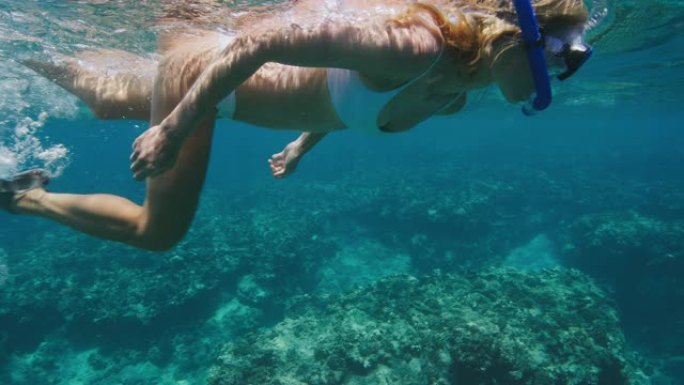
326,68,398,134
216,55,443,127
326,51,443,133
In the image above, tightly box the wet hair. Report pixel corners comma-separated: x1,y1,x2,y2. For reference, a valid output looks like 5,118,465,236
392,0,588,79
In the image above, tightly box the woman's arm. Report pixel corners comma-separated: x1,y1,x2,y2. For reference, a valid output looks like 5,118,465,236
292,131,327,155
172,18,442,133
435,93,467,116
269,132,327,179
130,15,443,180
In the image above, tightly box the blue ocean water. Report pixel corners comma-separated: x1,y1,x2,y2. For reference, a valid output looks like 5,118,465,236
1,1,683,384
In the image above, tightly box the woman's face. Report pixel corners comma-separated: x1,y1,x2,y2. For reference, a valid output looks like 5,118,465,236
492,44,536,103
492,21,590,104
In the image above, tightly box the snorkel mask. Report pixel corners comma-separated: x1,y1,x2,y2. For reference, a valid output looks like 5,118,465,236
545,33,593,81
512,0,593,115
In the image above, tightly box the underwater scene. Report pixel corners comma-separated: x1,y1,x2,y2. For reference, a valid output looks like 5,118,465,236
1,0,683,384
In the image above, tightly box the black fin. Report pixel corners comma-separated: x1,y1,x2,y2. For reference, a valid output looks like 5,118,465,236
4,169,50,193
0,169,50,213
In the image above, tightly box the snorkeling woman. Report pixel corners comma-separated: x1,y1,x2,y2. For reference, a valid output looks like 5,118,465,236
1,0,592,250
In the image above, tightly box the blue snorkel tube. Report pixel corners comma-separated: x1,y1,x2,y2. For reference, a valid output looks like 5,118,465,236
512,0,552,116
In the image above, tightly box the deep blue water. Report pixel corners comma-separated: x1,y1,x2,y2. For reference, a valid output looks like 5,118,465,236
1,1,684,384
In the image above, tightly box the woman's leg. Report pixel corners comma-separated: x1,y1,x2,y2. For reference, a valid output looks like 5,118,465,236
23,49,156,121
13,117,214,251
12,49,217,251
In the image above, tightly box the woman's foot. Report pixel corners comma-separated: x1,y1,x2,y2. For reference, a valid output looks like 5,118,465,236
0,169,50,213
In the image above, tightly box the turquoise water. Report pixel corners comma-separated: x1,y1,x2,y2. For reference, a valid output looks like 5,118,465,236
1,1,684,384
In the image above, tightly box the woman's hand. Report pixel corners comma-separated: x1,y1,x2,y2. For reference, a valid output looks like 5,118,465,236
130,125,181,181
268,132,327,178
268,141,302,179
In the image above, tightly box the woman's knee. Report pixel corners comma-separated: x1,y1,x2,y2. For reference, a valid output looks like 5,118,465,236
132,219,191,252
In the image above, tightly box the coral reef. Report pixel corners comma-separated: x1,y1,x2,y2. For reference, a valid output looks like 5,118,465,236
2,156,683,384
562,211,684,355
0,189,337,380
564,211,684,276
209,268,648,385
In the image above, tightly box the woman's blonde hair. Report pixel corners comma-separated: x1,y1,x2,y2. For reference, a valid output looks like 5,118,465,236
392,0,588,78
